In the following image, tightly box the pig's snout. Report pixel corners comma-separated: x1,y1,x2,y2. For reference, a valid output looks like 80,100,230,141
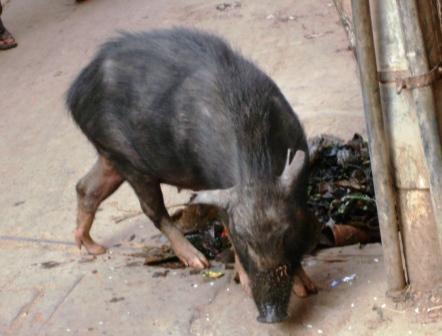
257,304,288,323
251,265,293,324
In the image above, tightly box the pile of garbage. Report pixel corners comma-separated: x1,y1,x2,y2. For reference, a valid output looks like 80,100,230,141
308,134,380,246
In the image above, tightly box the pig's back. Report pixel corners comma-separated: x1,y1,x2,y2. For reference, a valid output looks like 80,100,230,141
67,28,307,190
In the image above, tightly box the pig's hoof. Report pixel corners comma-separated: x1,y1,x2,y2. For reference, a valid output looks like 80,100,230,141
293,277,309,298
176,245,209,269
292,267,318,298
235,273,252,296
75,231,107,255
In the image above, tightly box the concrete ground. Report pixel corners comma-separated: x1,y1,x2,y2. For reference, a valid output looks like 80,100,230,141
1,0,442,335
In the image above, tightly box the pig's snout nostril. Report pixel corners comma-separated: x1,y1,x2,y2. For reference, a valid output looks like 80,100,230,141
256,304,288,324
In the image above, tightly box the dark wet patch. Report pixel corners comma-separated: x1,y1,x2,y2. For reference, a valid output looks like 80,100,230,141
13,201,25,207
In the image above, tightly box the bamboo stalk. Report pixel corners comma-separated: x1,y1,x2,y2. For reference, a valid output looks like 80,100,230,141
351,0,407,292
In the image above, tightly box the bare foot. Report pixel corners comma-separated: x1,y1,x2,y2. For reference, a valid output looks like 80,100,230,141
234,254,251,296
75,229,107,255
292,266,318,298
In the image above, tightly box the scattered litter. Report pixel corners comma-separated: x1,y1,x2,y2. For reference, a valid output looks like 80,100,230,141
108,276,112,280
266,14,275,20
348,326,352,330
41,261,61,269
408,331,412,335
152,270,169,278
330,273,356,288
415,307,420,314
342,273,357,283
98,321,104,326
192,283,199,288
317,330,323,334
66,328,71,333
373,297,378,301
202,270,224,279
209,282,215,286
91,270,98,274
351,303,355,308
381,303,386,308
13,200,25,207
306,324,313,329
215,2,241,11
330,280,340,288
373,258,379,263
109,297,125,303
226,287,230,292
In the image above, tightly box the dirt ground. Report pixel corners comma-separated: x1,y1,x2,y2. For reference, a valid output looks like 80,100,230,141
1,0,442,335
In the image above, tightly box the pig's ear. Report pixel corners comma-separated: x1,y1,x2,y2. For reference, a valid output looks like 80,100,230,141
189,187,236,210
279,149,306,191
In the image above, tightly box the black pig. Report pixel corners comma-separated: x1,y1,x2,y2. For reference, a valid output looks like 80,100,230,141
67,28,320,323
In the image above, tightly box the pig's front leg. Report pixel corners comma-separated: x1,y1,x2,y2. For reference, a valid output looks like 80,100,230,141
234,253,252,296
130,179,209,269
292,265,318,298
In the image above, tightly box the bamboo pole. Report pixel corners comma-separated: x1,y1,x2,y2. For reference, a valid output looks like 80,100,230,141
351,0,406,292
397,0,442,250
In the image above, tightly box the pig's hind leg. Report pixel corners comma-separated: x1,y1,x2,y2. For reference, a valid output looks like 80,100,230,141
75,156,124,255
129,179,209,270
